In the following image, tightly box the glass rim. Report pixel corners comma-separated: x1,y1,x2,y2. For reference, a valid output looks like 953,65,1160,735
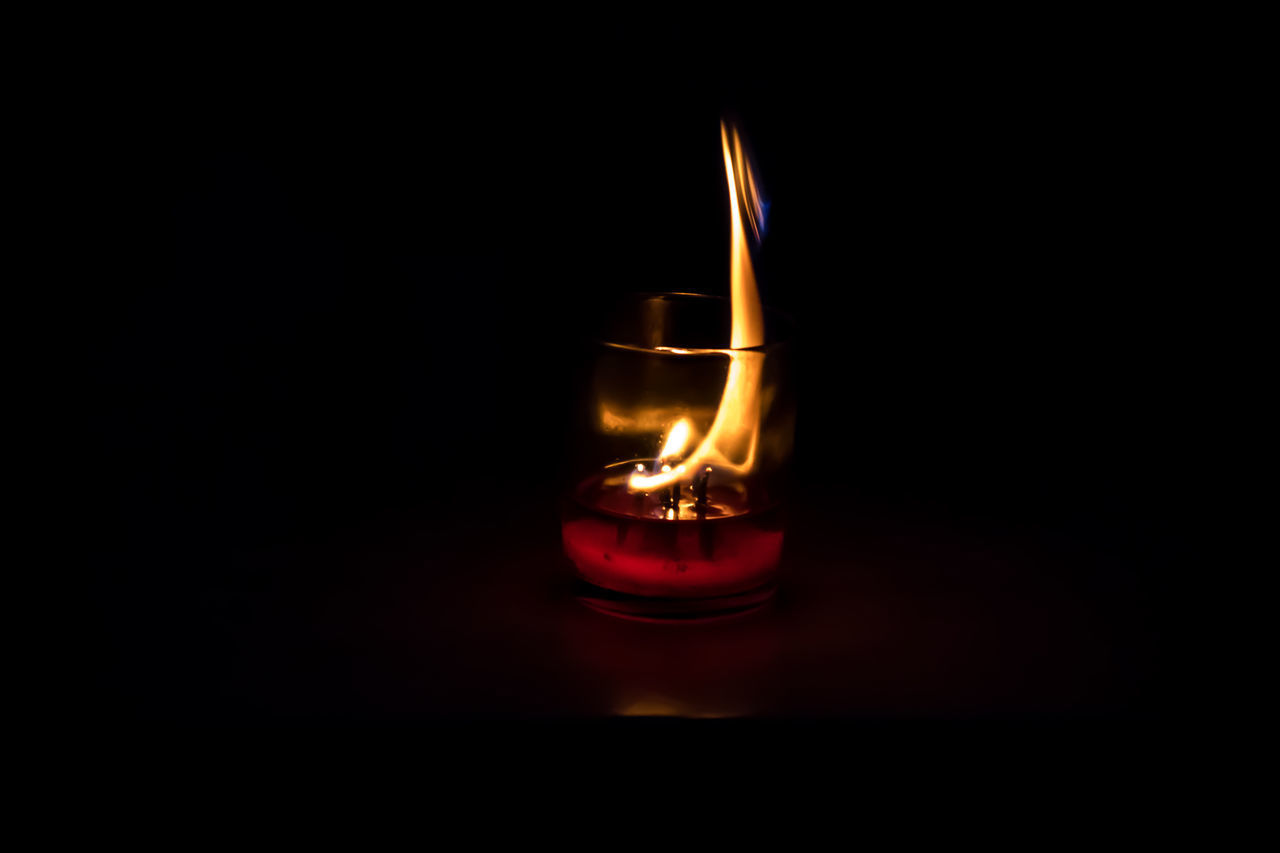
595,291,794,355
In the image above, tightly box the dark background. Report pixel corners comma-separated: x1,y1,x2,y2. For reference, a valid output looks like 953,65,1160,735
85,24,1190,727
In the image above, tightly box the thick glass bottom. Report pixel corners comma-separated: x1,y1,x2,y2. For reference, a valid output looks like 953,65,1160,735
571,577,777,623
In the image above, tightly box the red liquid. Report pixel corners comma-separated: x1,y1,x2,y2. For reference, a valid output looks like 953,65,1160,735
561,471,784,605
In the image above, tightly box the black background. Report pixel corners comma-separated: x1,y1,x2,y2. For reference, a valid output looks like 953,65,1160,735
85,22,1190,729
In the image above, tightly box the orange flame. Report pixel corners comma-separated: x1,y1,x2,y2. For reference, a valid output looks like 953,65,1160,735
628,122,766,494
659,418,693,462
725,122,765,350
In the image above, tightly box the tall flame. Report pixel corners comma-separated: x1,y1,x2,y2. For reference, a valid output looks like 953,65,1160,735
629,122,767,493
725,122,765,350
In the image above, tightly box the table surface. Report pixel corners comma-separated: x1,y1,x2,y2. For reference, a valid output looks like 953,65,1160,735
94,488,1163,725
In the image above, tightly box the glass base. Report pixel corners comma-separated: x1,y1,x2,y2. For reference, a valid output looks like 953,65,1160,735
571,577,776,623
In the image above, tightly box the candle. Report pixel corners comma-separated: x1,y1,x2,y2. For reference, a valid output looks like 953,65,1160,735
562,464,784,602
561,122,794,620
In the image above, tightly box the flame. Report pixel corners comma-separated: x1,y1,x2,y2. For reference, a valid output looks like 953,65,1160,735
659,418,693,461
725,123,766,350
628,122,767,494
